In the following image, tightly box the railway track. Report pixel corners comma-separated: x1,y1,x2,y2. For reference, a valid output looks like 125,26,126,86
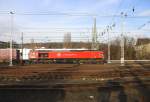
0,64,149,87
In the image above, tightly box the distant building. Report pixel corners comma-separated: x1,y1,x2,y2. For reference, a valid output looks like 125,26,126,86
0,41,8,48
0,41,18,48
135,38,150,59
23,42,92,49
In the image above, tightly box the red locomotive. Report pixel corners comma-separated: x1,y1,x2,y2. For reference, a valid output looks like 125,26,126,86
0,48,105,64
29,49,104,64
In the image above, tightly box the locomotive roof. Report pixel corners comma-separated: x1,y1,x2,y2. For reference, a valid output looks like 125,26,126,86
17,48,100,51
35,48,89,51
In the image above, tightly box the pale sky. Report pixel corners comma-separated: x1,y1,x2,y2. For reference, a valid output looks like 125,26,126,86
0,0,150,43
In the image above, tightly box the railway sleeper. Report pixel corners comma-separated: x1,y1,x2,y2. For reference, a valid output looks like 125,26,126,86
0,76,19,82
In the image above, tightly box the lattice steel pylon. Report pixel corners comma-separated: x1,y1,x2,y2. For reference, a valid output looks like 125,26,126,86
91,17,98,50
63,32,72,48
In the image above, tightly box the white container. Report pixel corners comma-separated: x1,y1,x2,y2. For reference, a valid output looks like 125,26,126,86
19,48,31,60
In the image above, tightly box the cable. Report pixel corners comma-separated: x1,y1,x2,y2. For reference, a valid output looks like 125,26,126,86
0,11,149,18
109,0,124,25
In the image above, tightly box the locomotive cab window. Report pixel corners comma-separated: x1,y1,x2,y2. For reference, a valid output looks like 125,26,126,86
39,53,48,58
